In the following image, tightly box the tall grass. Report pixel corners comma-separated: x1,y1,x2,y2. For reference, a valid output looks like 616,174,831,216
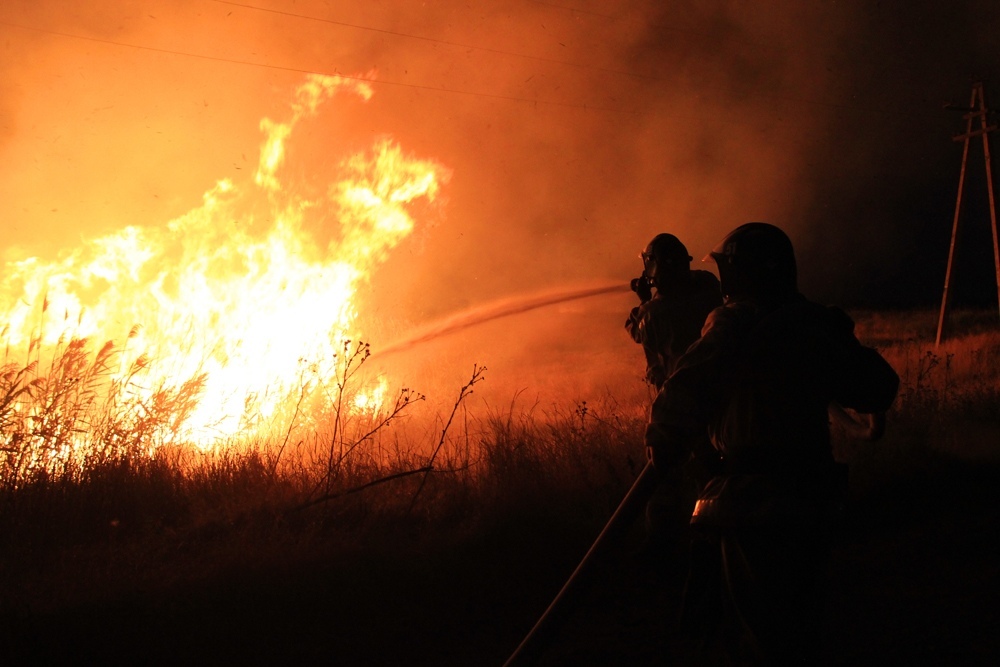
0,320,638,539
829,308,1000,537
851,308,1000,457
0,306,997,621
0,328,205,491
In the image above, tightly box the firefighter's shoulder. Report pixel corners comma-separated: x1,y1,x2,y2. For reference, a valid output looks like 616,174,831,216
690,269,722,293
699,301,755,339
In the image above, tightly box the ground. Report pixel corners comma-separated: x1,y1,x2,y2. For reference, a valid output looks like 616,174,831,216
2,453,997,666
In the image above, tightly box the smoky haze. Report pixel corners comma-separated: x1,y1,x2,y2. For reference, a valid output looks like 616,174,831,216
2,0,999,403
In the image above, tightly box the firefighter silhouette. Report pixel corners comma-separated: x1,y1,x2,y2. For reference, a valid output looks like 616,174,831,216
625,233,722,389
625,233,723,569
645,223,899,664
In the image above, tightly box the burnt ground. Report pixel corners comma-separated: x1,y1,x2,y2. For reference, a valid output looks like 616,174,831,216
1,456,998,666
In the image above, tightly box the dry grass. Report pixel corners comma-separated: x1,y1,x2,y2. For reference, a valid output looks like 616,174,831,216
827,308,1000,545
2,308,997,550
0,306,998,664
849,308,1000,460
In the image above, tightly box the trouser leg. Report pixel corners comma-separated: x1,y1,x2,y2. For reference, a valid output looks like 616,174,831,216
719,526,830,665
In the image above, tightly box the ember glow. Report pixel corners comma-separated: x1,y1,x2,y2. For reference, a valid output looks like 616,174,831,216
1,74,448,448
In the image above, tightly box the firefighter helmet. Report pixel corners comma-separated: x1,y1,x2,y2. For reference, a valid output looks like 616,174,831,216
641,233,693,285
705,222,797,299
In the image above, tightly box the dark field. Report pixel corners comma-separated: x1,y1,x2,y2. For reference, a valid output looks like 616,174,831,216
1,308,999,665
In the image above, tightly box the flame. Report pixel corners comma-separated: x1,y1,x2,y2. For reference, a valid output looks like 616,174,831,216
353,377,388,412
1,74,448,448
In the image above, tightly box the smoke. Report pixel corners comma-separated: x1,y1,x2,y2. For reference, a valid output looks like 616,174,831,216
354,1,846,316
2,0,1000,404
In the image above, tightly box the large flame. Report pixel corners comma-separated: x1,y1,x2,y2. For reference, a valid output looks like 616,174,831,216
1,74,448,447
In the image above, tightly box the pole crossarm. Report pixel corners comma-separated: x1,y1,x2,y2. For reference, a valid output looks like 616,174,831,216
953,125,998,142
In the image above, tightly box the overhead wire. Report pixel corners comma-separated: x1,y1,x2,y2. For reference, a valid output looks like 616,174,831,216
0,4,956,122
207,0,656,81
210,0,935,97
202,0,948,119
0,19,636,115
528,2,620,20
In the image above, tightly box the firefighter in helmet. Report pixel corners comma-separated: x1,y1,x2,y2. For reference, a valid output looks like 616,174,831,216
645,222,899,664
625,233,722,389
625,233,723,568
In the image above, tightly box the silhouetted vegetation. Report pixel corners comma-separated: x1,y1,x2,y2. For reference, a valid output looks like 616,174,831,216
0,308,997,665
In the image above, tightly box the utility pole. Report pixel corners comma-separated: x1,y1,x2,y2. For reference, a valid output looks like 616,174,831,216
936,81,1000,347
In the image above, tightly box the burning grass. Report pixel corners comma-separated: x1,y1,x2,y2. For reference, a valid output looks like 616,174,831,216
0,324,646,607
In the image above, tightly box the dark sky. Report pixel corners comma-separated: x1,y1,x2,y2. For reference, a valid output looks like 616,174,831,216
787,1,1000,309
2,0,999,319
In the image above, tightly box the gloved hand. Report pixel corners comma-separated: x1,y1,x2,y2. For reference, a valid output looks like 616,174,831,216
644,422,669,471
645,365,666,389
644,419,693,474
630,276,653,304
645,444,659,470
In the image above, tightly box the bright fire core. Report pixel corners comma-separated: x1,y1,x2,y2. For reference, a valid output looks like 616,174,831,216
1,74,449,448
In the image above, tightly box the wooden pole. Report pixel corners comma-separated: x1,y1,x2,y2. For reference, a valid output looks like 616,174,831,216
978,84,1000,322
936,85,978,347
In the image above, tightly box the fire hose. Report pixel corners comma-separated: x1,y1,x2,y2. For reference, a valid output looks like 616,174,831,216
501,405,885,666
501,461,659,667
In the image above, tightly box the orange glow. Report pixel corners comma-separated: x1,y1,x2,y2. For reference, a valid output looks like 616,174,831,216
1,74,448,449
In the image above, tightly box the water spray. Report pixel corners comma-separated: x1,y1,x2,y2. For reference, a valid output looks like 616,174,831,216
374,281,631,358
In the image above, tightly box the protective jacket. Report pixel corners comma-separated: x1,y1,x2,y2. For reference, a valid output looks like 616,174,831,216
646,293,899,525
625,270,721,388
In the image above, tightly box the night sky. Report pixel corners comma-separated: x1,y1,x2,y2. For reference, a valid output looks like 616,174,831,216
2,0,1000,321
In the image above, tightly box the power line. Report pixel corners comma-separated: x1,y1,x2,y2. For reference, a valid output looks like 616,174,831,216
203,0,936,119
0,14,949,122
207,0,656,81
0,19,636,115
528,2,620,20
530,2,619,19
